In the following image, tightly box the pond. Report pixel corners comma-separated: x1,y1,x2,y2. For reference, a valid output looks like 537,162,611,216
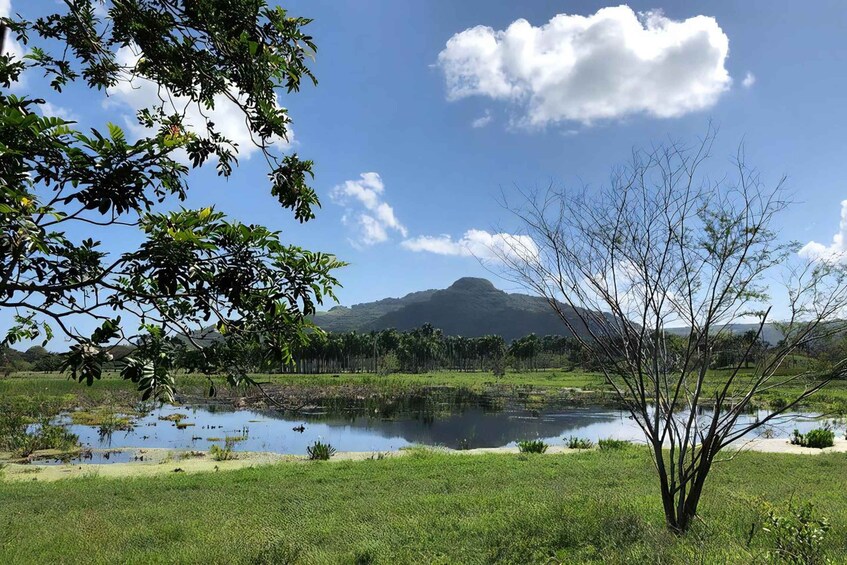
42,391,833,464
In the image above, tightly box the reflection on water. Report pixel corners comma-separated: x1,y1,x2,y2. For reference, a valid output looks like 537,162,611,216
45,390,832,464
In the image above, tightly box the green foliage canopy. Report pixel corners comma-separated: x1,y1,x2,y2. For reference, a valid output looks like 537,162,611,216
0,1,344,400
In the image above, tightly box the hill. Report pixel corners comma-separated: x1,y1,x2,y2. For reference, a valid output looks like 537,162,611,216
313,277,596,342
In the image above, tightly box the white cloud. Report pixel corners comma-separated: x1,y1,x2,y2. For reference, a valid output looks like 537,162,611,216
104,46,293,160
799,200,847,263
402,229,539,262
1,0,25,85
38,101,78,122
330,172,407,246
471,110,492,128
437,6,731,127
742,71,756,88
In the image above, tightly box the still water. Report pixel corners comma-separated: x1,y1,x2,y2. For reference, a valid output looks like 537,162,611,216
47,393,830,464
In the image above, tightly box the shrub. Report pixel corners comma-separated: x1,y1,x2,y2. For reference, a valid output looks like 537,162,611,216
598,438,631,451
566,436,594,449
1,412,79,457
307,440,337,460
790,428,835,449
517,439,548,454
763,502,830,564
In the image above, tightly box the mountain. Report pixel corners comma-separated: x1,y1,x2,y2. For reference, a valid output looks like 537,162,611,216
313,277,596,342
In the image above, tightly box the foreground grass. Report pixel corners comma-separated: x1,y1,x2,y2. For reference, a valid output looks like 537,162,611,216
1,449,846,564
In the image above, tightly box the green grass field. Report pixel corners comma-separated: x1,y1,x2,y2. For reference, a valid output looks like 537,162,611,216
4,367,847,413
1,449,845,563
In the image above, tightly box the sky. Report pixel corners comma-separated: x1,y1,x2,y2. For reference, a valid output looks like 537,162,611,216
5,1,847,337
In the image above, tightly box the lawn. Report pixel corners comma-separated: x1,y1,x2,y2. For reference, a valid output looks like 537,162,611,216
0,449,845,563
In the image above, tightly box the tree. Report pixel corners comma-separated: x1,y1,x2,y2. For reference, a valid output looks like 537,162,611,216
0,1,343,400
498,131,847,532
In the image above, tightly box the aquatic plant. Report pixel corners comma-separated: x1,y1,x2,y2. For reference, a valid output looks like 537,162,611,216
159,413,188,423
517,439,548,454
97,414,134,439
307,440,337,460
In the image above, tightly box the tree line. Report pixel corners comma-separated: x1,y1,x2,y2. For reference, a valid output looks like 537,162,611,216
5,323,813,377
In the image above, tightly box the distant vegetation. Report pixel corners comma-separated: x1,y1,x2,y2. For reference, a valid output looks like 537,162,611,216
5,315,841,379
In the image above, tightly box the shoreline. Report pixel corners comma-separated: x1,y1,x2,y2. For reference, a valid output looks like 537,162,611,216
3,438,846,482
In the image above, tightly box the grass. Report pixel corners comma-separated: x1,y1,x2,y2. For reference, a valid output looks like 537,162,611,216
0,449,846,563
6,368,847,412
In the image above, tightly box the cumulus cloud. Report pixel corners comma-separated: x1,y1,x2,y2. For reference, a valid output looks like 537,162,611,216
471,110,492,128
330,172,407,246
799,200,847,263
742,71,756,88
402,229,539,262
104,46,293,159
437,6,731,127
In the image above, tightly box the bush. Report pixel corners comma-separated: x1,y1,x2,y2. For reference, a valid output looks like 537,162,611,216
790,428,835,449
307,440,337,460
598,438,631,451
763,502,830,564
0,411,79,457
566,436,594,449
517,439,548,454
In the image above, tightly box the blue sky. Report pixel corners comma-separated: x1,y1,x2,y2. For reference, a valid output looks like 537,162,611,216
5,1,847,329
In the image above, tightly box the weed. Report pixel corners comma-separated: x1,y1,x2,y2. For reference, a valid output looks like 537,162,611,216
517,439,548,453
598,438,631,451
306,440,337,460
763,502,830,564
210,437,239,461
566,436,594,449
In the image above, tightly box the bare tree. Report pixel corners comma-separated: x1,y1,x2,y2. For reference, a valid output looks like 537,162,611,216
497,131,847,533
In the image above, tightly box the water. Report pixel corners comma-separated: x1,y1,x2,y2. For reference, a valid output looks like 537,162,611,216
38,394,833,464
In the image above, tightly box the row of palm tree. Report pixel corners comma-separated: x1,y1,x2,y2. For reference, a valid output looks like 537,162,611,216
279,324,583,374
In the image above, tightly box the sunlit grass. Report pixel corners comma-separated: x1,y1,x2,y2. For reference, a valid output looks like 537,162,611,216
1,449,845,563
